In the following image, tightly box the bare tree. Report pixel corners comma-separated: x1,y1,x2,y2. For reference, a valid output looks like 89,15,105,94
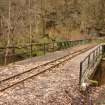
28,0,32,58
41,0,46,36
5,0,11,65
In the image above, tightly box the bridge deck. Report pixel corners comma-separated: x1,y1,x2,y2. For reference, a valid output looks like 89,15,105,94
0,44,99,105
0,44,95,80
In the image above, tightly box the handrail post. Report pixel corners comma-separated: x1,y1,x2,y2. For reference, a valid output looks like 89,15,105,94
95,50,97,62
100,46,101,55
88,55,90,68
79,62,83,85
53,42,55,52
43,43,46,55
93,51,95,67
13,46,15,64
96,48,98,61
30,43,32,58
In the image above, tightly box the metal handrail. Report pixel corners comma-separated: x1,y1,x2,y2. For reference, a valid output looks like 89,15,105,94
0,39,91,49
0,39,92,65
79,45,102,85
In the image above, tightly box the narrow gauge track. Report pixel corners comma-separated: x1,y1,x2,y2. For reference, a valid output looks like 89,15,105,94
0,45,96,92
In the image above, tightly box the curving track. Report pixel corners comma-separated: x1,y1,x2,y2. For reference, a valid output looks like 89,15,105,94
0,45,97,92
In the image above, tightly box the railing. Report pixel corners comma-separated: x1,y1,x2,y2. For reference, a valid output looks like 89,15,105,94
0,39,91,65
79,45,103,85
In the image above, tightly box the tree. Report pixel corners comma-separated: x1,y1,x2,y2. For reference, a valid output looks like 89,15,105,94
5,0,11,65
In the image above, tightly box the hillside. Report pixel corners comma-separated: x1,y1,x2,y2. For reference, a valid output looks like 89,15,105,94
0,0,105,46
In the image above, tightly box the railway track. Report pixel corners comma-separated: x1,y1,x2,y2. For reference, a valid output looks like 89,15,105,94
0,45,97,92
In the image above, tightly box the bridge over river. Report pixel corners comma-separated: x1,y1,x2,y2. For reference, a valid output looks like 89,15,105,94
0,43,104,105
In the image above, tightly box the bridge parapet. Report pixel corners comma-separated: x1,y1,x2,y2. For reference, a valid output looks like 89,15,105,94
79,45,103,87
